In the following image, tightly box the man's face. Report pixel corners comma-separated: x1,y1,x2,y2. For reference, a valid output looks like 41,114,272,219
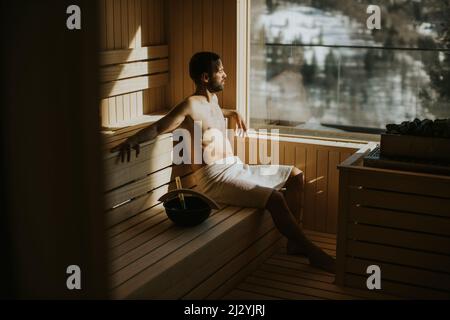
207,60,227,93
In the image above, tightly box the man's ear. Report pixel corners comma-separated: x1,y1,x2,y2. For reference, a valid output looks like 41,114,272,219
200,72,209,84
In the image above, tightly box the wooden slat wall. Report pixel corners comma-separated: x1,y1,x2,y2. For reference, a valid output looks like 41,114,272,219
99,0,168,128
336,160,450,298
283,143,354,234
168,0,237,109
235,137,358,234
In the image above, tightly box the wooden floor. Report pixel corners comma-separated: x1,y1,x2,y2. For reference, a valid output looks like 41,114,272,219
223,230,397,300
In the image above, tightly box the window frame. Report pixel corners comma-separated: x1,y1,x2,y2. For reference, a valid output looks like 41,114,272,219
236,0,382,143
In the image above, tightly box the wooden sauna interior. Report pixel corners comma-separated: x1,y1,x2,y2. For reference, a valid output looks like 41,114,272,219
2,1,449,300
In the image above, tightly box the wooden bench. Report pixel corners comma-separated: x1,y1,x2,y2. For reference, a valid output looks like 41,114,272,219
103,130,283,299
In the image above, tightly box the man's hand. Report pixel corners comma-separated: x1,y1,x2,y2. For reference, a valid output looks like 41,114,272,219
110,135,140,162
233,111,247,137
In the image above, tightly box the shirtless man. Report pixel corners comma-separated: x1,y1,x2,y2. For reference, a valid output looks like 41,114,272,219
111,52,335,273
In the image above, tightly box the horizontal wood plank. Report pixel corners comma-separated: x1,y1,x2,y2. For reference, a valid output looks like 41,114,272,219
110,207,227,271
101,59,169,82
350,188,450,218
108,203,165,237
236,282,322,300
112,206,252,298
349,170,450,199
186,230,282,299
344,274,450,299
101,73,169,98
106,174,196,227
105,151,173,191
345,257,450,293
159,214,277,299
347,241,450,273
348,206,450,237
347,223,450,255
100,45,168,66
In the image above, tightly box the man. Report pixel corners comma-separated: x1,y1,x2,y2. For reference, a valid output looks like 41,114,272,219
111,52,335,273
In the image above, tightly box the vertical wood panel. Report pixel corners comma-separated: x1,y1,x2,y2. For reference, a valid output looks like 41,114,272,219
100,0,107,49
141,0,148,45
130,92,137,118
105,0,115,126
295,145,307,224
173,0,184,105
100,0,169,127
284,143,295,166
123,94,131,121
192,0,203,53
135,0,142,47
157,88,163,111
162,0,168,44
222,0,236,109
113,0,123,121
212,0,224,106
303,147,316,230
248,137,258,165
168,0,236,110
295,146,306,173
153,0,166,111
113,0,122,49
335,170,349,285
327,151,340,233
127,0,136,48
108,97,117,124
202,0,213,51
142,90,149,114
148,0,155,44
137,92,144,115
148,87,157,113
183,0,194,99
116,95,124,122
100,0,109,127
155,0,162,44
101,99,109,127
315,150,329,232
121,0,129,49
106,0,115,49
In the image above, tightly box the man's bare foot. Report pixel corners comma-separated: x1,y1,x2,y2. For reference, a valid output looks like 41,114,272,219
308,248,336,274
286,239,307,256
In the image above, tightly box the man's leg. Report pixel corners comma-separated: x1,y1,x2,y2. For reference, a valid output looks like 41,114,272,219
282,167,303,222
282,167,306,255
265,190,335,273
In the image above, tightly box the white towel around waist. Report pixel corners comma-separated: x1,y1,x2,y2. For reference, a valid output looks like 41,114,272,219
193,156,294,208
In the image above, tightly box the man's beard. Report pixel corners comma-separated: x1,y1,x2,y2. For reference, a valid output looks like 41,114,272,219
208,81,224,93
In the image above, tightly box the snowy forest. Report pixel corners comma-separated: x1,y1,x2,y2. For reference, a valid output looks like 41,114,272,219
250,0,450,134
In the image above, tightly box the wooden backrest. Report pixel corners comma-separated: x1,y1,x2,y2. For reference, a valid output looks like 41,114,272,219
100,45,169,99
104,133,194,228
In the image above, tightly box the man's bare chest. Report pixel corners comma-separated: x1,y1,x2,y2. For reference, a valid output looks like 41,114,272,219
191,103,225,131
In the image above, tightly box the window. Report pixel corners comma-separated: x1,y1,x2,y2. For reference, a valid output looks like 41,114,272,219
246,0,450,140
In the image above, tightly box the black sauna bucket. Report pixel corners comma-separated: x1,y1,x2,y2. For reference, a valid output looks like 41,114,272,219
158,189,220,227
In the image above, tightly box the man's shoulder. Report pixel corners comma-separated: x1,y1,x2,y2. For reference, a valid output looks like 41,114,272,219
183,96,209,113
173,97,197,113
185,95,205,106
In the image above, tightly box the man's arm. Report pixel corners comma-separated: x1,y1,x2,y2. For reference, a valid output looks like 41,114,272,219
221,108,247,135
134,101,191,143
111,101,191,161
221,109,236,118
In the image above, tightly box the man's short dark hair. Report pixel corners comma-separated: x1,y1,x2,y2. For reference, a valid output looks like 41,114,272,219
189,52,221,85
